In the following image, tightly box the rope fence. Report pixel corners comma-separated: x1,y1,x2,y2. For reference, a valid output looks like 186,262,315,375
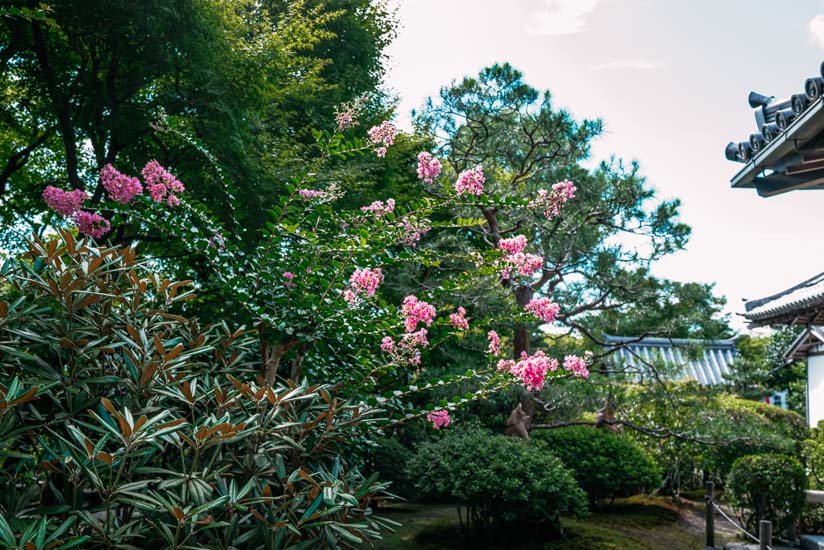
704,481,773,550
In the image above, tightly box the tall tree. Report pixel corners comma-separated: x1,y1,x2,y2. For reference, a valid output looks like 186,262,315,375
0,0,396,252
412,63,691,427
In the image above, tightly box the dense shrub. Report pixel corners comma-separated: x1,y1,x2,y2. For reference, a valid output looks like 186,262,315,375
533,426,660,505
409,428,586,536
0,231,394,548
727,454,806,535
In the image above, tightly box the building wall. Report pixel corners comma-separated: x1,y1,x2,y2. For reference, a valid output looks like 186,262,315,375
808,348,824,428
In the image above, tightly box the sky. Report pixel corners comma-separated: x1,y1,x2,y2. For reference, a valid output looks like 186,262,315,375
383,0,824,333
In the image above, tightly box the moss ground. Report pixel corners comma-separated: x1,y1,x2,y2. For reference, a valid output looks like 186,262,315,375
373,495,738,550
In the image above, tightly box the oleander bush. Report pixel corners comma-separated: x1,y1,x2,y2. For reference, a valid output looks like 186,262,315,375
0,231,398,549
533,426,660,506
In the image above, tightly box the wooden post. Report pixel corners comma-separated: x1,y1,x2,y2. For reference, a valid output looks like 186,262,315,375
705,481,715,549
759,520,772,550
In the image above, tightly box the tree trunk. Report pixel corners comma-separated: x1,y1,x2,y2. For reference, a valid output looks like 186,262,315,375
510,285,535,434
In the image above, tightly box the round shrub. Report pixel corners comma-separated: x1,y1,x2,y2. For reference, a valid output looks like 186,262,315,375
727,454,806,535
409,428,586,536
533,426,661,506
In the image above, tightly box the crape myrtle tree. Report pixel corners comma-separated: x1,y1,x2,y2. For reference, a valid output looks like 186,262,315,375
0,106,594,545
412,63,690,429
0,0,395,253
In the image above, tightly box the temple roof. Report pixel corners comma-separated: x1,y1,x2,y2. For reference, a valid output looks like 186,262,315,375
743,272,824,326
603,335,738,386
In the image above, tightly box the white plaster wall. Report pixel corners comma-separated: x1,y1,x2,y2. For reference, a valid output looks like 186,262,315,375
809,354,824,428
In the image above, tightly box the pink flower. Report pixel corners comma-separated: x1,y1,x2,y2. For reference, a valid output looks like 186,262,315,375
454,166,485,196
409,352,422,366
401,328,429,349
426,409,451,429
497,359,516,371
368,121,396,157
487,330,501,356
449,306,469,330
398,216,431,246
361,199,395,218
416,152,442,183
100,164,142,204
381,336,396,352
502,350,558,391
42,186,88,217
142,161,184,207
530,179,576,219
498,235,527,255
345,267,384,304
298,189,326,199
525,297,560,323
499,252,543,280
73,211,111,239
401,295,436,333
563,355,590,379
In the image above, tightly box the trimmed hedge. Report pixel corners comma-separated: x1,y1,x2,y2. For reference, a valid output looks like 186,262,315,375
728,454,806,535
409,428,586,535
533,426,661,505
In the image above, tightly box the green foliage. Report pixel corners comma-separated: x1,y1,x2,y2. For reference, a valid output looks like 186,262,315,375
0,0,395,255
725,328,806,415
803,420,824,490
0,230,396,548
533,426,661,506
621,383,806,494
408,428,587,536
727,454,806,535
586,278,731,340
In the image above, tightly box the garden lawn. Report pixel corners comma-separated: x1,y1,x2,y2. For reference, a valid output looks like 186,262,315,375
373,496,737,550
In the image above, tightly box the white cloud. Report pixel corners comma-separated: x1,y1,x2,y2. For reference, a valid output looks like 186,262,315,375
589,60,658,70
524,0,600,36
809,14,824,50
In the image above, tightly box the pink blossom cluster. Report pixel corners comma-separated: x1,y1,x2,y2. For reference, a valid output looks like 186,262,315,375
426,409,451,429
298,189,327,199
498,350,559,391
367,121,396,157
334,96,365,131
398,216,431,246
454,166,485,196
381,336,396,352
487,330,501,356
499,252,543,280
361,198,395,218
401,328,429,349
525,297,560,323
401,295,436,332
100,164,142,204
42,185,111,238
42,186,89,217
142,160,184,207
282,271,296,288
416,151,442,184
344,267,384,304
449,306,469,330
74,211,111,239
530,179,576,219
563,355,590,379
497,236,543,280
498,235,527,255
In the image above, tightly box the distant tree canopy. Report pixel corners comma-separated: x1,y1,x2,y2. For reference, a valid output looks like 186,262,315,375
584,277,732,340
0,0,395,251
